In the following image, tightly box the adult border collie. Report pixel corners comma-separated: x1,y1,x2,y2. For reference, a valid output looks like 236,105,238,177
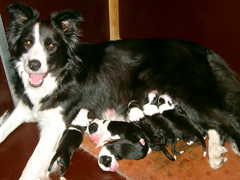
0,2,240,179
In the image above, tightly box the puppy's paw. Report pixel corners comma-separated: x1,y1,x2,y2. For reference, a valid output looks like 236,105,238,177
186,141,194,145
208,143,228,169
229,139,240,155
0,111,10,126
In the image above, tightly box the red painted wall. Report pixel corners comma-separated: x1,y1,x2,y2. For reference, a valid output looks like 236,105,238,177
119,0,240,74
0,0,110,43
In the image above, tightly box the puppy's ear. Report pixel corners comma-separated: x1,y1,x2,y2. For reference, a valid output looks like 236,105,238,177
7,2,39,26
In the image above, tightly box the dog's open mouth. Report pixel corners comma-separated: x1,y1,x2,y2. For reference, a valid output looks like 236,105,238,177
29,73,48,87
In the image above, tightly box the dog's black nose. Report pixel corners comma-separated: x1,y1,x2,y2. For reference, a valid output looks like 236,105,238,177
29,60,41,71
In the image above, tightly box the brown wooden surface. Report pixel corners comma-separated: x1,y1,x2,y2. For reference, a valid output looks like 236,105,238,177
109,0,120,40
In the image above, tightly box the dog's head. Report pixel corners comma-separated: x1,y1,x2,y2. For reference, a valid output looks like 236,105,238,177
7,3,84,88
98,146,119,172
158,94,175,113
87,119,108,145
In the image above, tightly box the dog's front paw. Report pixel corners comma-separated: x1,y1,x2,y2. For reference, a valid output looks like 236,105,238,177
208,143,228,169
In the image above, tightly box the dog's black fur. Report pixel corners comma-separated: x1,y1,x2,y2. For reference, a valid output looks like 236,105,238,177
101,138,149,161
162,108,207,156
134,116,176,161
136,113,183,158
3,2,240,177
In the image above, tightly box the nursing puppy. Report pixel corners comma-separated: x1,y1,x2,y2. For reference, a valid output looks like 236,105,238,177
48,125,86,177
159,95,207,156
87,119,146,148
128,99,183,159
98,138,149,172
48,109,92,177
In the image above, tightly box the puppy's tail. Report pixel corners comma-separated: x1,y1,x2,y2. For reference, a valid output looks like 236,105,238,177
171,139,184,155
160,145,175,161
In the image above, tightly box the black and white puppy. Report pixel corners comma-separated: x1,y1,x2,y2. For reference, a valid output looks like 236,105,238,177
158,94,207,157
87,119,146,148
128,94,183,160
48,109,91,177
98,138,149,172
48,125,86,177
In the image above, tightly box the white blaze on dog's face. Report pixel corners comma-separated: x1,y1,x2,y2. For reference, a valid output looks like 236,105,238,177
158,94,175,113
19,23,50,88
98,146,119,172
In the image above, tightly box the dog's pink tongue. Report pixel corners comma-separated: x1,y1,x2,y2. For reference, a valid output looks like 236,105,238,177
29,73,45,86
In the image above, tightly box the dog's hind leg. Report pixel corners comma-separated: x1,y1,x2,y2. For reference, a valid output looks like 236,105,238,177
207,129,228,169
0,100,33,143
19,107,66,180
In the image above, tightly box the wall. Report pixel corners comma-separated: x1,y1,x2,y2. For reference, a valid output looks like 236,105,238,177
119,0,240,74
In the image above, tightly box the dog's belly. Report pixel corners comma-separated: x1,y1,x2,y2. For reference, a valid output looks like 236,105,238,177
102,109,125,121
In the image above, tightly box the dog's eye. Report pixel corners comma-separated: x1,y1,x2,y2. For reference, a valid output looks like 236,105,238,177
25,41,32,47
47,43,56,49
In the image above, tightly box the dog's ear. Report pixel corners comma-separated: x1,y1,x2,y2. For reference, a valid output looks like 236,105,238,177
7,2,39,26
51,10,83,51
51,10,83,38
7,3,39,51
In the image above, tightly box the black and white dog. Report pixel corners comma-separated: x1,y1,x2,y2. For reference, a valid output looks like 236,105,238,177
1,2,240,179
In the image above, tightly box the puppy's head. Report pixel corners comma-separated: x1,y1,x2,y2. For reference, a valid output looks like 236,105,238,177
7,3,84,88
98,146,119,172
142,90,160,116
87,119,106,144
158,94,175,113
